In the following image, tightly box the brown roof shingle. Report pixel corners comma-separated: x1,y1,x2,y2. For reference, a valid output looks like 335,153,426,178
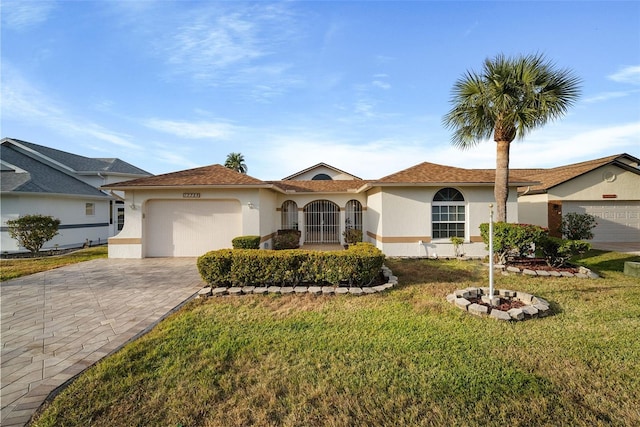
515,154,633,193
106,164,265,188
376,162,535,185
269,180,370,193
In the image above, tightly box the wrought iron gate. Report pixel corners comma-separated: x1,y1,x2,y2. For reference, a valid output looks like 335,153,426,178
304,200,340,243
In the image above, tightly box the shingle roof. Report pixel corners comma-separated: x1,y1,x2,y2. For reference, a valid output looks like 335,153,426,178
1,143,109,197
4,138,151,175
106,164,266,188
515,154,638,193
376,162,535,185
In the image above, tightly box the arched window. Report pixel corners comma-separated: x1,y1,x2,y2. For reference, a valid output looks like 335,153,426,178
432,188,465,239
311,173,332,180
281,200,298,230
345,200,363,231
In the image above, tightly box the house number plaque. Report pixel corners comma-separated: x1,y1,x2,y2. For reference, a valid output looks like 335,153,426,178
183,193,201,198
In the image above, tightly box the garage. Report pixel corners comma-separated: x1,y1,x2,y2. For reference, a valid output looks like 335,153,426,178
145,199,241,257
564,201,640,243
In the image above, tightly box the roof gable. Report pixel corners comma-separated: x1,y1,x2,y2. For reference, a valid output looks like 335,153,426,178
516,153,640,193
281,163,362,181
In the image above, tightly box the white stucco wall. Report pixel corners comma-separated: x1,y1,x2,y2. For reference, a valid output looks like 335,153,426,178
108,188,264,258
1,193,110,252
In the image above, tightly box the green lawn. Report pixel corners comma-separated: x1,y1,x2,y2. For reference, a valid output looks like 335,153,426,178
32,250,640,427
0,246,108,281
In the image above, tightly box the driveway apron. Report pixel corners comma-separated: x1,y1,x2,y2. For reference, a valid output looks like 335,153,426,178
1,257,204,427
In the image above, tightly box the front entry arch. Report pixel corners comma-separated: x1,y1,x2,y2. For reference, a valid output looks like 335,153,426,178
304,200,340,243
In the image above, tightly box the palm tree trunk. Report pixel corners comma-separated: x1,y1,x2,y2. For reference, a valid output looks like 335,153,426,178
494,140,510,222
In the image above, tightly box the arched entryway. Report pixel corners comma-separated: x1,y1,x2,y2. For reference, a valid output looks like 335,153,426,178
304,200,340,243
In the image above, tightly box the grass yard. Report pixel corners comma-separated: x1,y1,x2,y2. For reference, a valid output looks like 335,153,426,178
31,250,640,427
0,246,108,281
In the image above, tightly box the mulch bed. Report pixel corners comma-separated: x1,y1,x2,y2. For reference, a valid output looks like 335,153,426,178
467,296,526,312
506,257,580,273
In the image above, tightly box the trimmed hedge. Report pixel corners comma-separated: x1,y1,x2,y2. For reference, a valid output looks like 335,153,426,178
273,229,301,250
197,242,385,287
231,235,261,249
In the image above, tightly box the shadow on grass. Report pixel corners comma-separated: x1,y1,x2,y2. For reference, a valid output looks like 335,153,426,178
573,250,640,277
386,258,482,285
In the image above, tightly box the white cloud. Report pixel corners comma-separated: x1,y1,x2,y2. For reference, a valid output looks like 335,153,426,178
144,119,236,139
609,65,640,85
2,65,140,150
583,91,630,104
1,0,56,30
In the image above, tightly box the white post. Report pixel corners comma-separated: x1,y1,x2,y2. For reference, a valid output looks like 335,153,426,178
488,204,494,301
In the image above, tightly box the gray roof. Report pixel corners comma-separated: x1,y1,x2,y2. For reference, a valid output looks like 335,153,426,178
1,143,109,197
4,138,151,175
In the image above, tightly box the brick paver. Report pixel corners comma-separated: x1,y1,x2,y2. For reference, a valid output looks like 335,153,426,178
1,258,204,427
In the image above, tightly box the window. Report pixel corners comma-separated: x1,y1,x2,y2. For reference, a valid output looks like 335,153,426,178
432,188,465,239
281,200,298,229
345,200,363,231
85,202,95,216
311,173,332,180
117,207,125,231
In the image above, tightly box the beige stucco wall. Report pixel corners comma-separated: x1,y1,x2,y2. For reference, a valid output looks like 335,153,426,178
517,193,549,228
548,166,640,201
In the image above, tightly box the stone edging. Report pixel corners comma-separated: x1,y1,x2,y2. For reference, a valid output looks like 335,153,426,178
493,264,599,279
197,265,397,298
446,287,551,321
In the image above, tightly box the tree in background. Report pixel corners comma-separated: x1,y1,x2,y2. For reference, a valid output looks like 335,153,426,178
443,53,581,222
224,152,248,174
7,214,61,255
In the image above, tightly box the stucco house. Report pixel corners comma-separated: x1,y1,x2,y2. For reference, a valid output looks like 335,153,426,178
516,153,640,243
104,161,536,258
1,138,151,253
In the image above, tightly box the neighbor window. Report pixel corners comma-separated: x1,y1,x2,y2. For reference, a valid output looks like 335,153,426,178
85,202,95,216
432,188,465,239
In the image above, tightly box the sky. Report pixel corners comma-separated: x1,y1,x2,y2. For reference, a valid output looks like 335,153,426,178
2,0,639,180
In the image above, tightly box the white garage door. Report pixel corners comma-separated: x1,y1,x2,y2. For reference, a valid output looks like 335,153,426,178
146,199,241,257
564,201,640,243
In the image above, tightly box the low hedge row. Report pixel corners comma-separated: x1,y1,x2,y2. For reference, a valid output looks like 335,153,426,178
197,242,385,287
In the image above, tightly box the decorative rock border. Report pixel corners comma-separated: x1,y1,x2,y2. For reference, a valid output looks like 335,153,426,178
197,265,397,298
494,264,599,279
446,287,551,321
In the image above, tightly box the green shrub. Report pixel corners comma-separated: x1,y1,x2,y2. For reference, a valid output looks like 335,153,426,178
6,214,61,254
231,235,261,249
539,236,591,267
197,243,385,287
273,230,301,250
560,212,597,240
479,222,547,264
342,228,363,245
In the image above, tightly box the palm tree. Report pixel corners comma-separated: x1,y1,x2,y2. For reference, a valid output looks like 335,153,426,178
224,152,248,174
443,53,581,222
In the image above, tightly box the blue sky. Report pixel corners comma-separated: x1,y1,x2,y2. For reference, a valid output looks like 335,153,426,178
2,1,639,180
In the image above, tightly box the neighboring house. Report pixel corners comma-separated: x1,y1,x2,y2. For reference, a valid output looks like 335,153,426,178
517,153,640,243
1,138,151,253
103,161,535,258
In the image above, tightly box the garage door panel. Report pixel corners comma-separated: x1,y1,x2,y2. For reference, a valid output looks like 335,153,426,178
564,201,640,243
146,200,241,257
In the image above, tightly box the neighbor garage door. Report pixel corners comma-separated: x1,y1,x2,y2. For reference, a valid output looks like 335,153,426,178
563,201,640,243
145,199,241,257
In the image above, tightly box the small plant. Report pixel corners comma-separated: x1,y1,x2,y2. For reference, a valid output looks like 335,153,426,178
450,236,464,257
6,214,61,255
343,228,363,245
539,236,591,267
560,212,597,240
231,235,261,249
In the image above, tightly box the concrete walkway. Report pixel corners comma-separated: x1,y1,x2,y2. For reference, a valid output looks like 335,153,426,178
1,258,204,427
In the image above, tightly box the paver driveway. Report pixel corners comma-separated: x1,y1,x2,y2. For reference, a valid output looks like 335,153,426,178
1,257,205,427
